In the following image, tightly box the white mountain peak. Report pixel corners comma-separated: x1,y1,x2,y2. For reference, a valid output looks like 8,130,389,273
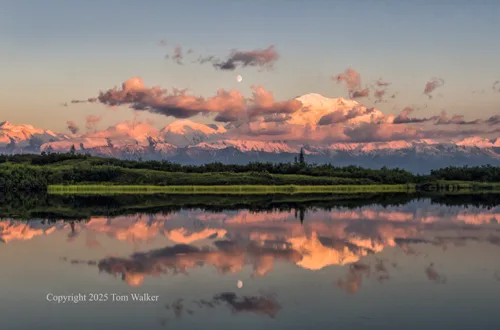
159,119,227,147
84,121,159,144
161,119,226,135
194,139,298,153
290,93,384,126
295,93,359,108
457,137,500,148
0,120,58,146
1,89,499,172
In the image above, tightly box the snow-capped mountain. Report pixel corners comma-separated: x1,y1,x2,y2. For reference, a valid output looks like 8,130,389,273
456,137,500,148
291,94,385,126
35,137,500,174
160,119,226,147
0,120,60,150
192,140,297,153
2,93,499,173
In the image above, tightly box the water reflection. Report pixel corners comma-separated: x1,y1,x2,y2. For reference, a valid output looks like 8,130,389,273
3,199,500,279
158,292,281,326
98,242,302,286
425,263,447,284
337,262,372,294
2,195,500,329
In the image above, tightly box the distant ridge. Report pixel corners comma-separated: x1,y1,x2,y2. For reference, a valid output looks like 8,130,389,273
1,93,498,172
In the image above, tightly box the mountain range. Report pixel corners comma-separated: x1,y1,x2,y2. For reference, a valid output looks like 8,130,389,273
1,94,499,173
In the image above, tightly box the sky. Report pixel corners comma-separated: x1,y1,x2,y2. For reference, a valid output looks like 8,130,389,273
1,0,499,134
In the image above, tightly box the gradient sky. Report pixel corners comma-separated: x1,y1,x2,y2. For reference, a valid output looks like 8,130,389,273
1,0,499,131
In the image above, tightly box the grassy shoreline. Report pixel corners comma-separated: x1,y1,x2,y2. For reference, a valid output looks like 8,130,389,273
3,153,500,194
48,184,416,195
47,181,500,195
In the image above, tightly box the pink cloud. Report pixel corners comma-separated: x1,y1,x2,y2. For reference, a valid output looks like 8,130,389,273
318,106,377,126
486,115,500,125
93,77,302,123
435,111,481,125
374,89,386,101
66,120,79,134
68,76,500,144
333,68,362,98
351,88,370,99
85,115,102,132
375,79,391,87
214,45,279,71
345,123,421,142
393,107,432,124
171,45,183,65
423,77,445,99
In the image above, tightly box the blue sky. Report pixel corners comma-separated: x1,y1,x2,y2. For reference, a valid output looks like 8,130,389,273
1,0,499,131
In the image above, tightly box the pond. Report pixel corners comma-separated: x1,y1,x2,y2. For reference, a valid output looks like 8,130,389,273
1,193,499,329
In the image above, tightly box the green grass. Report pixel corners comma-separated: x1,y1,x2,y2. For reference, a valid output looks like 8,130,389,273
48,184,416,195
433,180,500,191
47,180,500,196
3,154,500,194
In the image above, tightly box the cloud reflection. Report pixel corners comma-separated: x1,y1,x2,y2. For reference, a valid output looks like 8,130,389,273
97,241,301,286
336,263,371,294
4,199,500,292
162,292,281,324
425,263,447,284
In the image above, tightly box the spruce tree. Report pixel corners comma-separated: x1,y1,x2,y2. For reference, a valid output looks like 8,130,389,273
299,148,305,166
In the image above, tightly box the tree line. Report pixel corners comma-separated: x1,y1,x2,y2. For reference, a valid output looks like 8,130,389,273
1,151,500,191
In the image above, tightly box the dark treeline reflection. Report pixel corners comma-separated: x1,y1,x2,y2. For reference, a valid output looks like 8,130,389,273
429,193,500,209
1,192,500,221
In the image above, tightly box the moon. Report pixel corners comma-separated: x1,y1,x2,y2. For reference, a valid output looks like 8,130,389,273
237,280,243,288
236,75,243,83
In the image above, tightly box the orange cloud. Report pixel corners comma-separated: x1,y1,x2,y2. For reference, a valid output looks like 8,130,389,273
93,78,302,123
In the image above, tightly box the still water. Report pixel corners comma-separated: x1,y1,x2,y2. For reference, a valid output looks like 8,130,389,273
1,194,500,329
